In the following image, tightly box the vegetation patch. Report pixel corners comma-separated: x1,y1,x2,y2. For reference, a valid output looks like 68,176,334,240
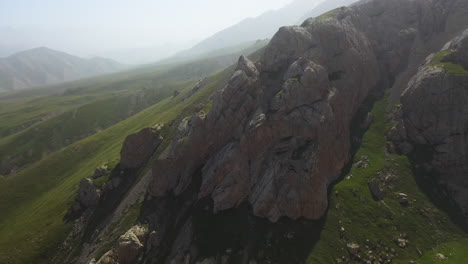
433,62,468,74
430,50,453,64
316,8,339,21
202,99,214,114
430,49,468,74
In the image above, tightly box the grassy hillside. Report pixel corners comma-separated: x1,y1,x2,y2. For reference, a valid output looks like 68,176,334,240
0,41,268,176
0,68,231,264
0,78,192,176
306,98,468,263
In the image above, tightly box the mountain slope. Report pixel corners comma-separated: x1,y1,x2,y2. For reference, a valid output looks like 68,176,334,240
0,42,267,263
78,0,468,263
2,0,468,263
174,0,330,59
0,40,268,178
0,47,125,91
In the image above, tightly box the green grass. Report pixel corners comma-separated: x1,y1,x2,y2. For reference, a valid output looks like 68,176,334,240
433,62,468,74
316,8,339,21
92,175,110,189
0,79,193,175
430,50,468,74
307,97,468,263
203,99,214,114
430,50,453,64
419,241,468,263
0,69,229,264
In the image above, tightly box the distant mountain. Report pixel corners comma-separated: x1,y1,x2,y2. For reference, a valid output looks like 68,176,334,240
0,47,125,91
173,0,325,59
95,42,197,65
296,0,359,23
175,0,359,60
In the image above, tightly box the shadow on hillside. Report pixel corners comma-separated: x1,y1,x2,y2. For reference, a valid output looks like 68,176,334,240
81,165,141,241
408,147,468,233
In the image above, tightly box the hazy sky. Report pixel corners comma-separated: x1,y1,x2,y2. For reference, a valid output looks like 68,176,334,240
0,0,294,58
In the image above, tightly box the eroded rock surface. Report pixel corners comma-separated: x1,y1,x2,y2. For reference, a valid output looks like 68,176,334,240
150,0,468,222
390,29,468,218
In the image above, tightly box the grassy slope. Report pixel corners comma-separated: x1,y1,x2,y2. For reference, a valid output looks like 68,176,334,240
0,78,191,175
0,70,227,264
307,98,468,263
0,41,266,176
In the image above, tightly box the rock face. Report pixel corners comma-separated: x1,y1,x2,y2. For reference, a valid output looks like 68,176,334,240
120,125,164,169
150,14,381,222
390,29,468,218
125,0,468,263
150,0,468,222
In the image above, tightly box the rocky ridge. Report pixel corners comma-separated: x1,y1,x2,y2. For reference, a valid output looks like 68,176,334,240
150,0,468,222
77,0,468,263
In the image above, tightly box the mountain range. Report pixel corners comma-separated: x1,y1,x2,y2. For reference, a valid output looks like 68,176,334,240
0,47,125,92
172,0,359,59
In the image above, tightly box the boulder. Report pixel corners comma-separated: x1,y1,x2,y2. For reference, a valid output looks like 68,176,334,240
120,124,164,169
346,243,360,257
117,225,148,264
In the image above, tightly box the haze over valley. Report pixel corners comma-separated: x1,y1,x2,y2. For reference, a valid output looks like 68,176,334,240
1,0,467,264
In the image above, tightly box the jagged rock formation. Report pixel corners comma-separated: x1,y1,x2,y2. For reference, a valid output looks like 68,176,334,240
120,125,164,170
390,29,468,218
150,0,468,222
67,0,468,263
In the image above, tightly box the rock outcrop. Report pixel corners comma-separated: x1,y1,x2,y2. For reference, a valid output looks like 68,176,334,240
96,225,148,264
78,178,101,208
120,125,164,170
114,0,468,263
67,178,101,219
390,29,468,218
150,0,468,222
